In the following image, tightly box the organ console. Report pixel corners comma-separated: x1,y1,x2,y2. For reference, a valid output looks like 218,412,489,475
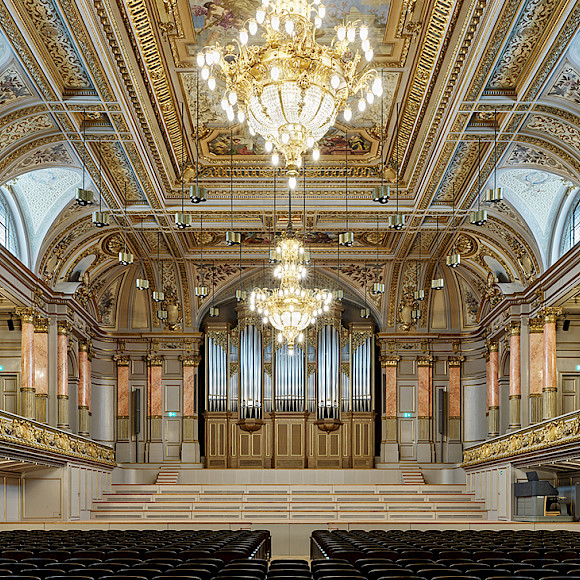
204,306,376,468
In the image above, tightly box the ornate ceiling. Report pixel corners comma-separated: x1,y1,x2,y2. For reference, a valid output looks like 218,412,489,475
1,0,580,333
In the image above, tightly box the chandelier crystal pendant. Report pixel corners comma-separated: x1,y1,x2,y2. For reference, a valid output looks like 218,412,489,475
198,0,380,186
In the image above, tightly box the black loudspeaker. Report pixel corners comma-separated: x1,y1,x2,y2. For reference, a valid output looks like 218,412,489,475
438,389,446,435
563,319,571,331
132,390,141,435
7,316,14,331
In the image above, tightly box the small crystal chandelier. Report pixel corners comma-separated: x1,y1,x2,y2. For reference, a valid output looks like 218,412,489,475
209,264,219,317
175,102,192,229
431,215,444,290
152,232,165,302
190,74,208,205
119,182,134,266
373,80,389,205
251,232,332,353
76,110,94,207
389,103,405,230
197,0,381,187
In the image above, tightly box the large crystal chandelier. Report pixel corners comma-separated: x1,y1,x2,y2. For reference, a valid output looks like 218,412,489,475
250,231,332,353
197,0,381,188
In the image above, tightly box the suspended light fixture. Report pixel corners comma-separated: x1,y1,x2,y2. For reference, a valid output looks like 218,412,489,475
414,229,425,301
135,217,150,290
335,234,344,301
446,183,461,268
119,182,134,265
373,74,390,204
226,130,241,245
339,131,354,246
235,242,246,301
190,74,208,204
269,169,278,263
195,210,209,297
92,136,109,227
360,266,371,318
175,102,192,229
485,110,503,204
389,103,405,229
197,0,380,182
302,159,311,265
470,136,488,226
431,215,444,290
152,232,165,302
76,110,94,206
209,263,219,317
371,210,384,294
250,184,333,352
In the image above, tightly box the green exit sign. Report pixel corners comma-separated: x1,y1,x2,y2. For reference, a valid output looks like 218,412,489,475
167,412,177,417
403,412,412,418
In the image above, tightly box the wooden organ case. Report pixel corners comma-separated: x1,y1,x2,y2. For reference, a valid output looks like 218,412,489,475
204,307,375,468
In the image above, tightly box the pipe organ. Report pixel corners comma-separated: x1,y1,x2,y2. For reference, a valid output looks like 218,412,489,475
204,309,375,468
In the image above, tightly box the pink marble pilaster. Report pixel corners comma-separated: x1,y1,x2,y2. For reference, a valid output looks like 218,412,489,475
544,319,557,393
147,355,164,417
448,358,463,418
489,343,499,408
114,355,130,417
57,324,69,397
33,318,49,396
417,357,433,418
510,327,521,398
57,322,70,429
528,321,544,396
485,354,491,412
382,357,399,417
78,341,91,408
16,308,35,419
180,355,200,417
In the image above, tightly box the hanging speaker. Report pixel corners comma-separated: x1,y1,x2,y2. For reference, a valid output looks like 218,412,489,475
563,319,571,331
7,314,14,331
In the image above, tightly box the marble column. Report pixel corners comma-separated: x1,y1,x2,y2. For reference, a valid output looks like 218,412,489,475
114,355,131,443
78,340,91,436
33,317,49,424
417,356,434,463
146,354,164,463
543,308,561,420
528,316,544,424
448,356,464,461
57,321,70,429
488,341,499,438
180,354,201,463
380,355,400,463
16,307,35,419
509,321,522,430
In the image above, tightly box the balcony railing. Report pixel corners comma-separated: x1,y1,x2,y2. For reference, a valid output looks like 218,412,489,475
0,409,116,467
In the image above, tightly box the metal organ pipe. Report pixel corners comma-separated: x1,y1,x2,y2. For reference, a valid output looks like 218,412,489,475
317,325,339,419
240,325,262,419
352,337,371,412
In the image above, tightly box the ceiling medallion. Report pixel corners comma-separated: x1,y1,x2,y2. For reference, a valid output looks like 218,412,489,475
197,0,381,188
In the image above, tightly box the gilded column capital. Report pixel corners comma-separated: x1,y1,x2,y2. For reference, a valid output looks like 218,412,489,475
417,355,434,367
57,320,71,335
508,320,521,335
448,356,464,367
79,339,91,353
15,307,36,323
488,341,499,353
146,354,164,367
380,355,400,367
33,317,49,333
529,316,544,333
542,307,562,325
179,354,201,367
113,354,130,367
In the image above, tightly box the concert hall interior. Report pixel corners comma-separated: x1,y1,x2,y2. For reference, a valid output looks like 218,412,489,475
2,0,580,556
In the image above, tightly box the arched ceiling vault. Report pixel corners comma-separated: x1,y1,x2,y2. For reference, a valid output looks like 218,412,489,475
1,0,580,333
